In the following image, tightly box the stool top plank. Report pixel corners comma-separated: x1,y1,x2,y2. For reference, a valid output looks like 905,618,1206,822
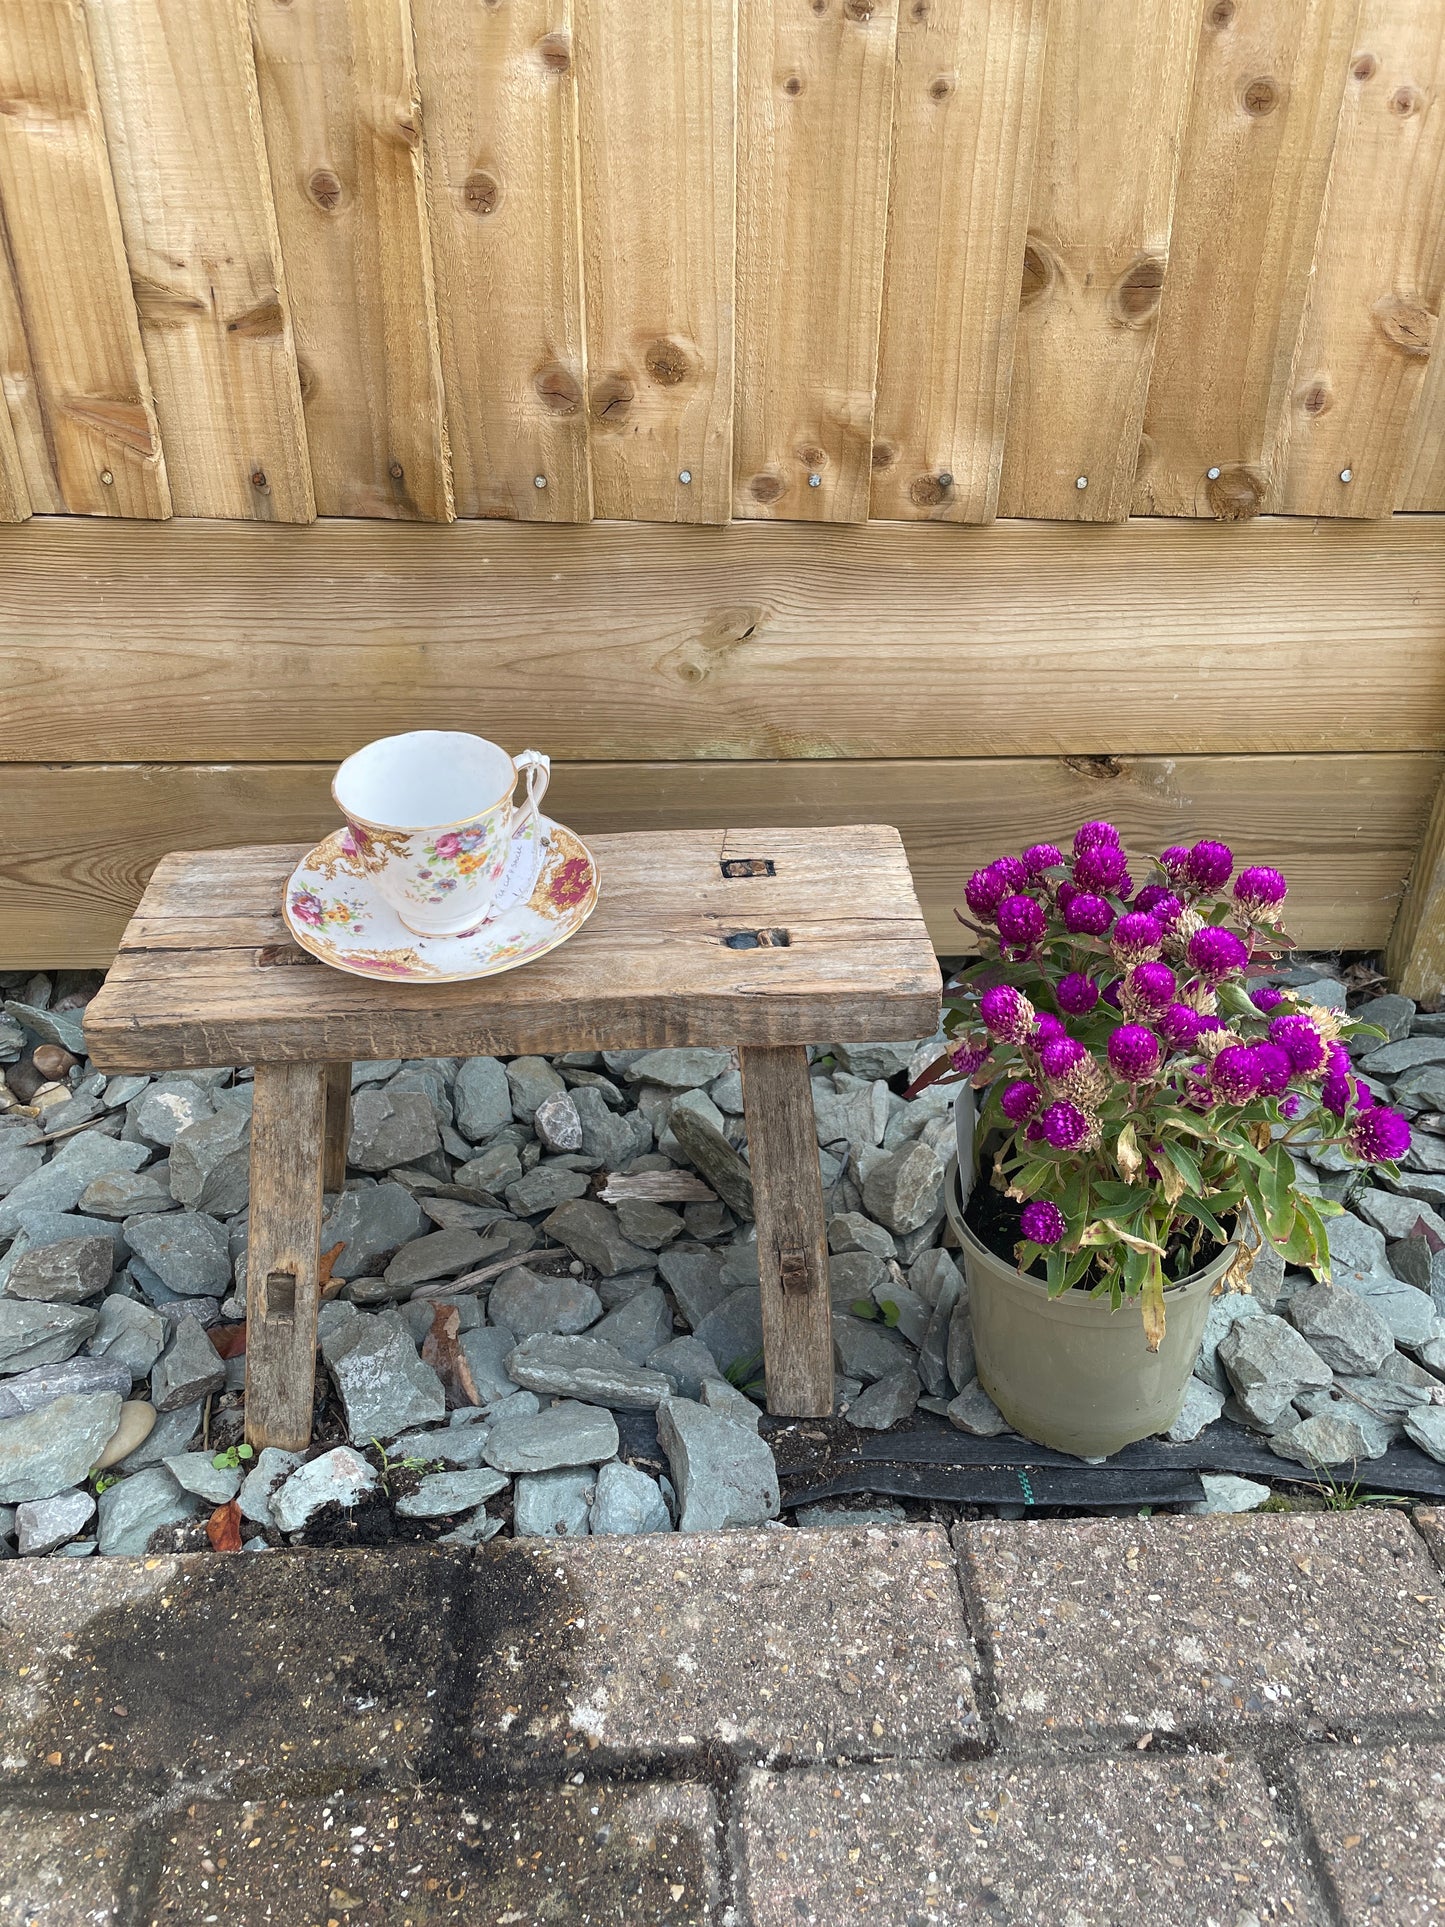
86,826,941,1070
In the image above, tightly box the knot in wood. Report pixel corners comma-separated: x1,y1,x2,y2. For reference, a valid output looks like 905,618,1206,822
1204,464,1265,521
1390,85,1424,117
227,297,284,339
910,0,929,18
388,460,405,481
1300,380,1332,416
870,439,898,469
843,0,874,20
928,74,954,101
307,168,343,212
1241,74,1280,116
909,472,951,507
748,472,786,504
250,469,269,491
1019,240,1057,307
795,443,827,469
1207,0,1235,25
1373,295,1435,357
590,373,635,423
463,170,501,217
1351,52,1377,80
644,338,691,386
783,74,805,97
1113,254,1165,325
537,31,571,73
533,361,583,415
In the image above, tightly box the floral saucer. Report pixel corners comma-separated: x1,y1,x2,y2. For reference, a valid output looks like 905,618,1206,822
283,813,599,982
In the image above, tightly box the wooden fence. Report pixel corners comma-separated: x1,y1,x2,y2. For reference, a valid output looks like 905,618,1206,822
0,0,1442,990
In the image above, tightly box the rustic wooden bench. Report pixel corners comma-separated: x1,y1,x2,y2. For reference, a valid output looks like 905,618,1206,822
85,825,940,1450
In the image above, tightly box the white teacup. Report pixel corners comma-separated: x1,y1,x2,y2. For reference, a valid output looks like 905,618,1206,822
332,731,551,937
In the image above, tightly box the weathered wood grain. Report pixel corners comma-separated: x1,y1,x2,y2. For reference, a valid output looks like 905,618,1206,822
412,0,590,522
83,826,939,1068
0,0,170,516
85,0,314,521
1,515,1440,760
322,1058,351,1192
997,0,1200,522
741,1044,837,1416
1400,333,1445,510
870,0,1046,523
733,0,899,524
13,754,1438,970
1281,0,1445,518
1387,766,1445,1003
0,245,55,514
0,380,30,521
1135,0,1360,519
575,0,733,522
245,1059,328,1451
248,0,452,520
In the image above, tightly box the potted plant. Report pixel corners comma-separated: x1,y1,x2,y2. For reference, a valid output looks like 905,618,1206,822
916,821,1411,1458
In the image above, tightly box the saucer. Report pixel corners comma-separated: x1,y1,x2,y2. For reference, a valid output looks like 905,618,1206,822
283,813,599,982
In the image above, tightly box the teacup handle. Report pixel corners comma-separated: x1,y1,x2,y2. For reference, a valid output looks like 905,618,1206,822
510,752,552,896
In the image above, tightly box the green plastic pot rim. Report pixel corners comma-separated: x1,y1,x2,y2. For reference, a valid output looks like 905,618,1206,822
943,1154,1240,1322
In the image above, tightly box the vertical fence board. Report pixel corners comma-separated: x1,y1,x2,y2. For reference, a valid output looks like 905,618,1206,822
1135,0,1359,520
1281,1,1445,519
1399,335,1445,509
0,392,30,520
414,0,590,522
997,0,1199,523
870,0,1046,524
0,249,59,512
0,0,169,517
85,0,314,522
248,0,452,521
734,0,898,525
575,0,734,523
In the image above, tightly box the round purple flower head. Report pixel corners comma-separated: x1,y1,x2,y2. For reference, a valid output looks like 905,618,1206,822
1186,926,1250,981
1073,844,1131,895
1211,1044,1260,1104
980,983,1034,1044
1108,1025,1159,1081
1234,866,1288,917
1039,1101,1090,1150
1031,1012,1066,1046
1320,1071,1355,1117
1063,892,1115,937
1057,972,1099,1015
1159,846,1191,880
1039,1035,1087,1081
1021,1200,1067,1246
1281,1094,1303,1120
1268,1013,1326,1075
1111,911,1163,964
964,858,1024,920
1159,1003,1201,1049
996,893,1047,951
1252,1041,1293,1098
1251,985,1285,1014
949,1042,989,1076
1022,843,1065,877
1351,1106,1411,1163
1074,820,1121,854
1126,961,1176,1011
1186,840,1234,892
1001,1079,1042,1123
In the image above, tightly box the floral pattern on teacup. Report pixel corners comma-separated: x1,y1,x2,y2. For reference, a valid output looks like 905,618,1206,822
312,823,410,882
289,886,368,934
409,823,510,904
531,842,598,922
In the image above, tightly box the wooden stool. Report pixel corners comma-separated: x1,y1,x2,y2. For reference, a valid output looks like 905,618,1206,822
86,826,939,1450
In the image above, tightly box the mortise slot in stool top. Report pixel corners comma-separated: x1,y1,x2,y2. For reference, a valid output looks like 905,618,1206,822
721,857,776,877
265,1270,297,1323
723,928,791,950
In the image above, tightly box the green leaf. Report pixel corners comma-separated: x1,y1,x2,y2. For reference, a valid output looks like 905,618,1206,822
1179,1194,1230,1243
878,1299,901,1329
849,1298,877,1321
1162,1137,1204,1195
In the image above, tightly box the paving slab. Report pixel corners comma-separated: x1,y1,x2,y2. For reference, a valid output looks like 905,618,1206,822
1294,1742,1445,1925
467,1523,980,1765
147,1784,717,1926
958,1513,1445,1743
0,1548,466,1792
0,1805,143,1924
738,1755,1328,1925
1417,1506,1445,1576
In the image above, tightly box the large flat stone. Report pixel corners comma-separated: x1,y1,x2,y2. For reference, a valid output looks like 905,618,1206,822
0,1547,464,1790
0,1806,143,1922
738,1755,1327,1926
958,1513,1445,1742
150,1785,718,1925
466,1524,978,1764
1295,1742,1445,1926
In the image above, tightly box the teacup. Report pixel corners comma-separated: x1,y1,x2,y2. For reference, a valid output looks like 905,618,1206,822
332,731,551,937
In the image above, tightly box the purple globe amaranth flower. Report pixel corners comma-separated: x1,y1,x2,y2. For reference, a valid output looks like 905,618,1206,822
1211,1044,1260,1104
1251,985,1285,1014
1186,840,1234,892
950,1042,990,1076
1001,1079,1043,1123
1321,1071,1356,1116
996,892,1047,951
1111,911,1163,965
1107,1024,1160,1080
1073,844,1131,895
980,983,1035,1044
1020,1200,1067,1246
1325,1042,1351,1078
1269,1013,1326,1075
1234,866,1288,918
1159,846,1191,880
1351,1106,1411,1163
1159,1003,1202,1049
1030,1012,1066,1046
1039,1100,1090,1150
1022,842,1065,877
964,864,1011,920
1125,960,1177,1011
1186,925,1250,980
1024,1120,1045,1142
1039,1035,1087,1081
1063,892,1115,937
1073,820,1121,854
1057,971,1100,1016
1281,1094,1304,1120
1252,1041,1293,1098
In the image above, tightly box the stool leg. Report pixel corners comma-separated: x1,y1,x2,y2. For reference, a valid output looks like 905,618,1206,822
245,1062,329,1452
739,1044,834,1417
322,1061,352,1192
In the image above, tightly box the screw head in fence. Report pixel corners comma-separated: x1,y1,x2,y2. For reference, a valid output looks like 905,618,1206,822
1339,468,1353,483
938,471,954,487
807,473,822,487
533,475,548,489
100,469,114,486
1207,466,1221,480
1075,475,1088,490
678,470,692,485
